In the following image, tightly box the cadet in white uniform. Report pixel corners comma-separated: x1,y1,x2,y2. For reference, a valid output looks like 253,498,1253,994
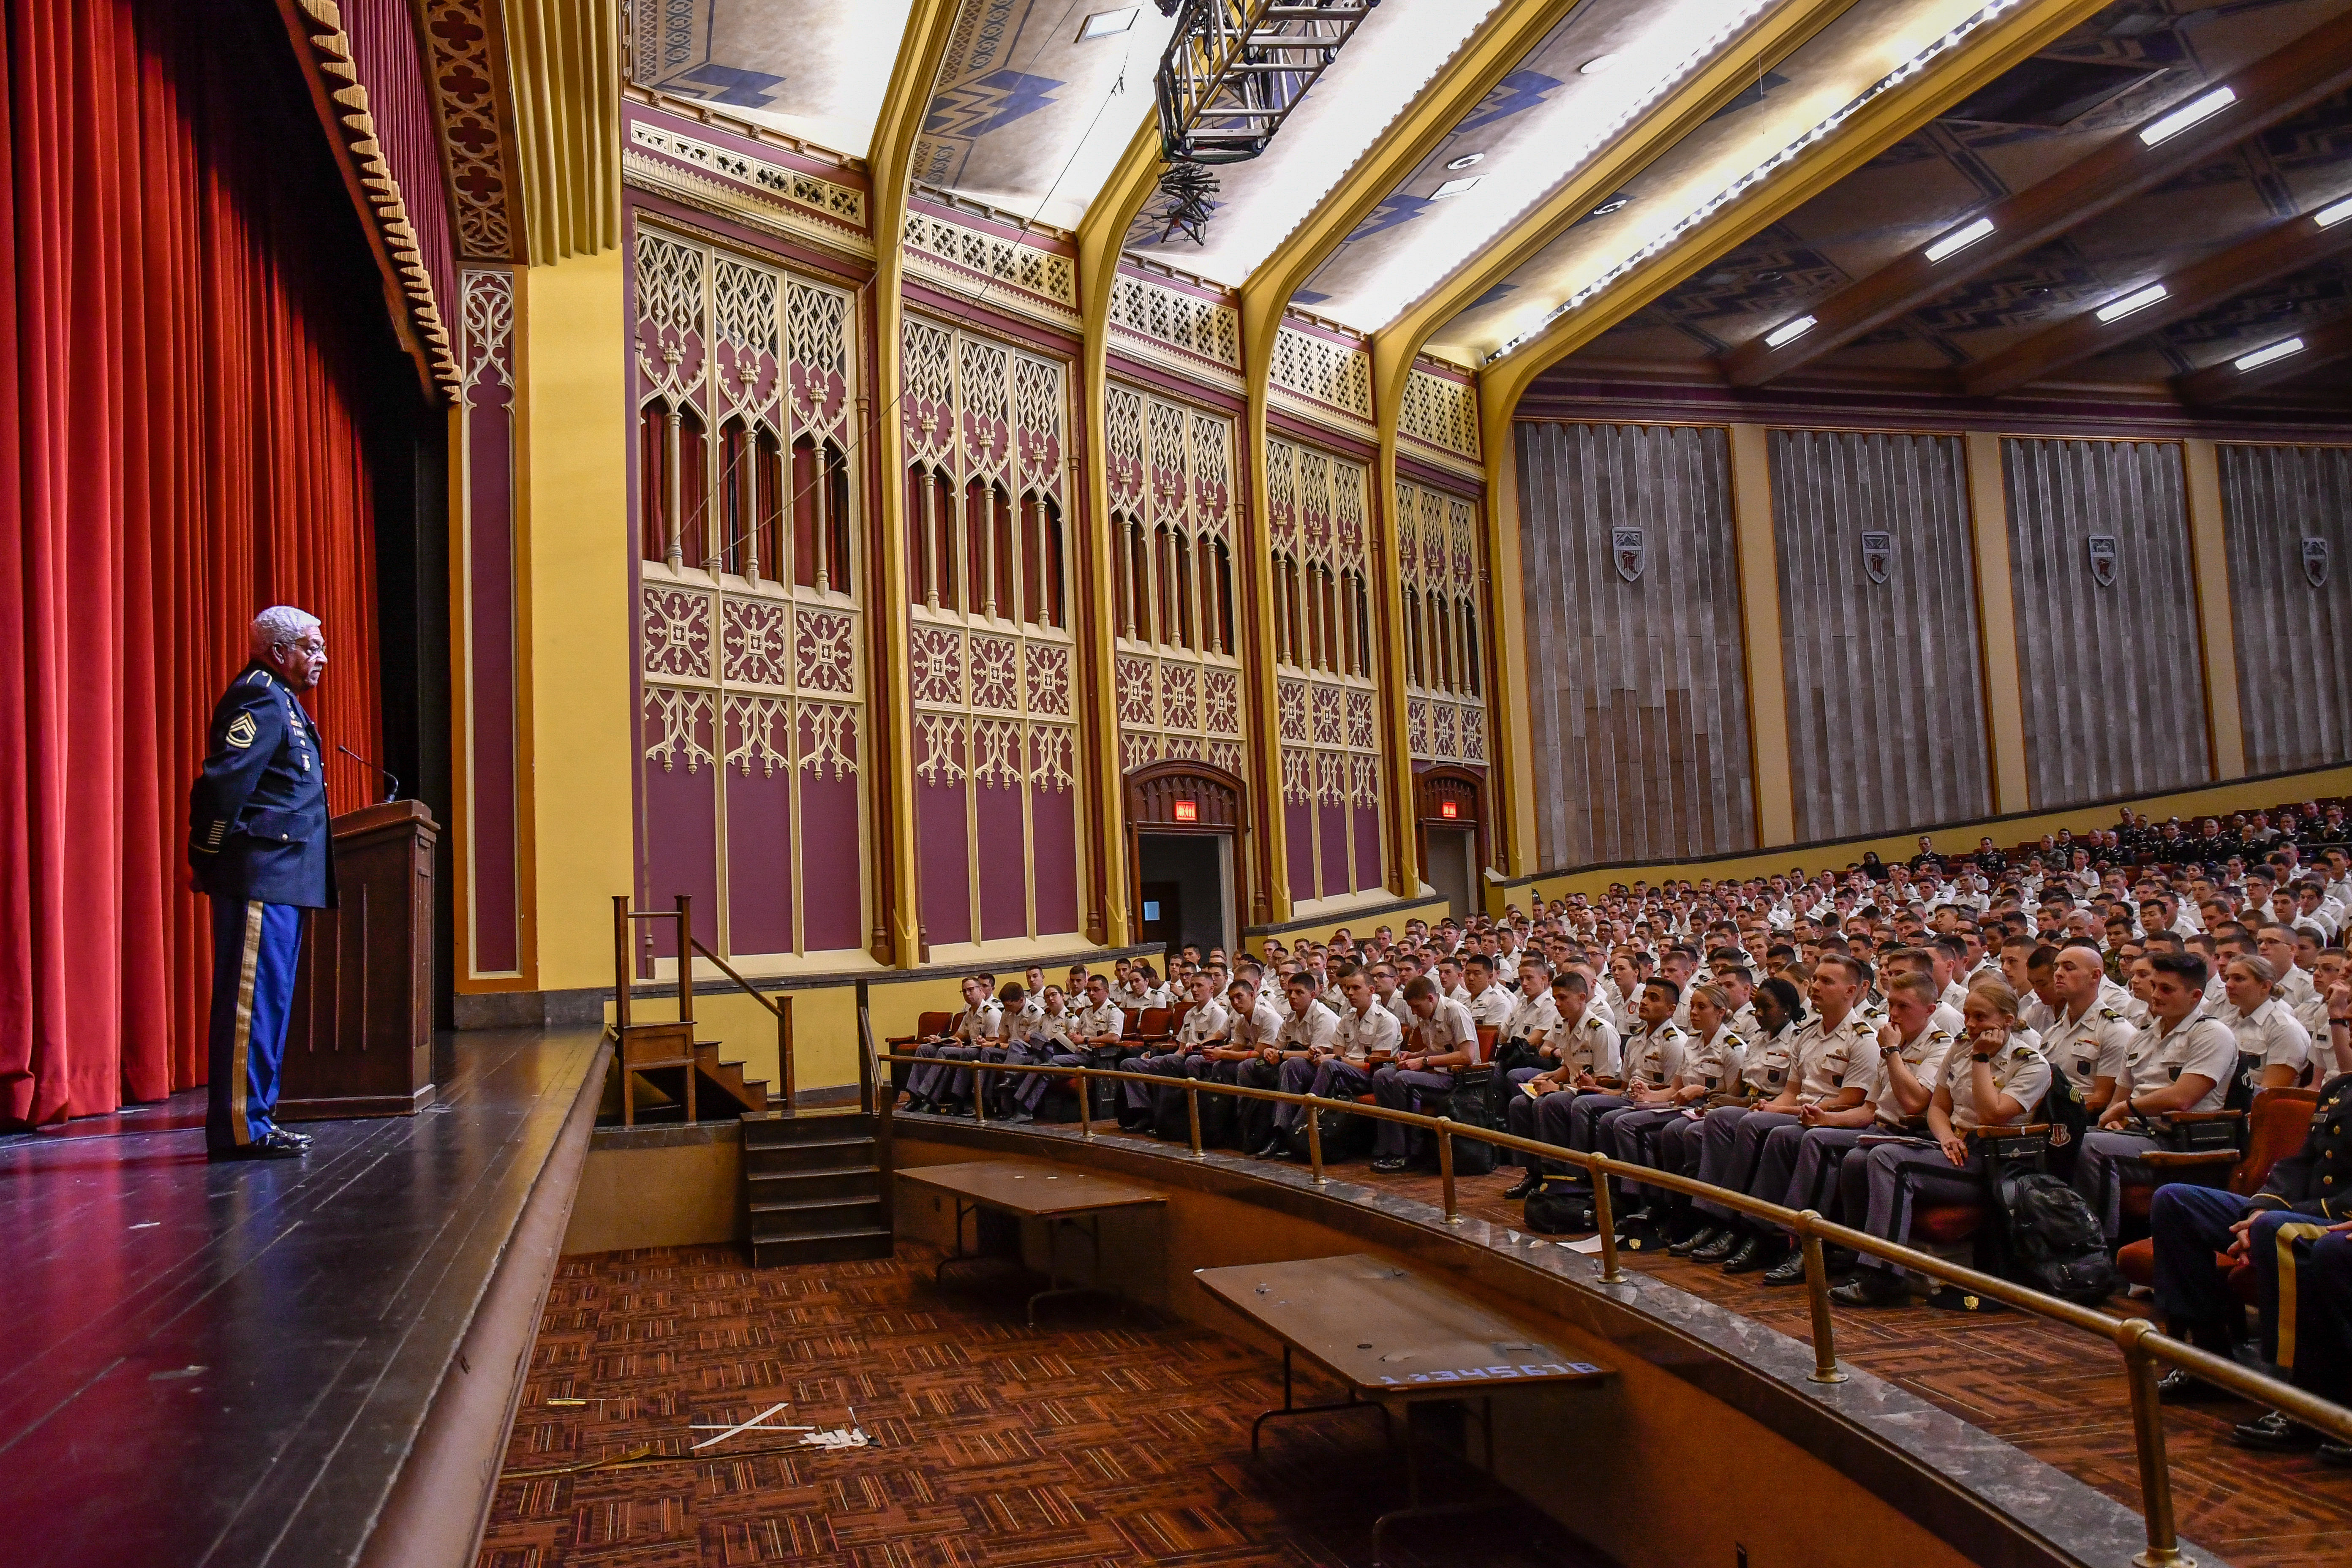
1265,974,1342,1147
1369,977,1481,1171
2218,954,2312,1089
1547,979,1686,1157
2074,952,2243,1240
1127,973,1230,1122
1835,980,2051,1304
1500,973,1622,1194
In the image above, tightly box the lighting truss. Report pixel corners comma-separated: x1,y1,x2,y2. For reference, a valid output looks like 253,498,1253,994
1154,0,1381,165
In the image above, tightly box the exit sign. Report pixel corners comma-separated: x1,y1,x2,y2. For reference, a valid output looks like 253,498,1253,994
1173,799,1198,822
1439,800,1459,819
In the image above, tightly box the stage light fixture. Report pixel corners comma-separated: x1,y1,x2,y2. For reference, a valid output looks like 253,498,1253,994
1924,215,1994,263
1581,54,1620,75
1079,7,1140,40
1432,177,1482,199
2095,283,2167,324
1446,152,1484,171
2139,86,2233,147
1764,315,1817,348
2317,196,2352,229
2233,337,2304,373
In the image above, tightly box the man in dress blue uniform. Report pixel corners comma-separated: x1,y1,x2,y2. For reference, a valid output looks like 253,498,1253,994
187,607,337,1161
2148,1070,2352,1463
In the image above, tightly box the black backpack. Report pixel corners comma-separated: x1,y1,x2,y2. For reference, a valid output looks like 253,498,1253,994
1523,1179,1595,1235
1436,1067,1498,1175
1285,1100,1356,1163
1994,1169,2118,1305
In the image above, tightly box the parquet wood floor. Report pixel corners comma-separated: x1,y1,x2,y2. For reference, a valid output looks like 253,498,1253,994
475,1240,1602,1568
1377,1156,2352,1568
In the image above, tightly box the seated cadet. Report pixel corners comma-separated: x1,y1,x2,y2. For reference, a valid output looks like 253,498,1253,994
1501,972,1623,1198
997,985,1081,1123
1308,963,1402,1108
902,976,1000,1112
1218,976,1292,1155
1671,977,1804,1256
1496,958,1560,1070
968,980,1043,1110
1369,977,1481,1173
1832,980,2051,1305
1127,971,1229,1128
2218,954,2313,1090
1261,972,1341,1155
2151,1067,2351,1381
2035,939,2134,1165
2074,950,2243,1243
1693,956,1876,1273
1759,970,1955,1285
1462,954,1517,1032
1372,962,1412,1033
1546,978,1685,1161
1604,983,1742,1228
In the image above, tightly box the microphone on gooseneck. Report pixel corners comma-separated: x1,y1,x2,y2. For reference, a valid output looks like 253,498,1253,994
336,744,400,804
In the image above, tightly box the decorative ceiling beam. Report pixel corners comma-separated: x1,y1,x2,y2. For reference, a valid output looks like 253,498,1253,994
1963,196,2352,397
2175,305,2352,406
1475,0,2112,436
416,0,526,264
1362,0,1863,881
866,0,966,967
1075,120,1171,947
1233,0,1585,916
1722,6,2352,388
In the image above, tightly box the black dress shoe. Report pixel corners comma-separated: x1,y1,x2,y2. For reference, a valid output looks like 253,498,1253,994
208,1130,305,1162
1248,1141,1285,1160
274,1127,313,1146
1370,1157,1408,1173
1502,1170,1542,1200
1690,1228,1744,1264
1762,1251,1812,1287
2232,1411,2323,1452
1830,1270,1910,1307
2321,1441,2352,1468
2156,1367,2226,1404
1671,1226,1723,1258
1721,1236,1780,1274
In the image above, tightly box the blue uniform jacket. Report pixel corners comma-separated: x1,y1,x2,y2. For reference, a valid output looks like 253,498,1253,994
187,663,338,909
2246,1072,2352,1221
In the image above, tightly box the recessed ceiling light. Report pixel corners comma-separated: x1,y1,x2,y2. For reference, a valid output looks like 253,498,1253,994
1764,315,1817,349
2095,283,2168,323
1924,215,1995,263
1077,7,1138,41
2234,337,2305,373
2317,196,2352,229
1590,197,1631,217
1580,54,1620,75
2140,86,2234,146
1432,177,1483,200
1445,153,1485,172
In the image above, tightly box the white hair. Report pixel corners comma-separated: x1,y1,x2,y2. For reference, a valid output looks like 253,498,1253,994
249,606,321,658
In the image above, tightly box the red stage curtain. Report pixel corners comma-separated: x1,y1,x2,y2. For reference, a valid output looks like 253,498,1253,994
1,0,390,1125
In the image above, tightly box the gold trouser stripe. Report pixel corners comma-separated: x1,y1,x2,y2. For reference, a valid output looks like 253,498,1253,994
229,900,265,1146
2272,1220,2332,1372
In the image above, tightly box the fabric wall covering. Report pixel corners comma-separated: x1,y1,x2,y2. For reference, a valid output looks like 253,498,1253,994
1,0,400,1125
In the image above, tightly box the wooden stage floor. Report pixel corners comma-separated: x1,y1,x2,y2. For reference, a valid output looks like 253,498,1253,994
0,1027,607,1568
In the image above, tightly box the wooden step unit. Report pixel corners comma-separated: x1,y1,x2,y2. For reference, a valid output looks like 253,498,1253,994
743,1109,893,1266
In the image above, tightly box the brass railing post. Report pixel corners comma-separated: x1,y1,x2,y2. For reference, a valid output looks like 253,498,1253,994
1306,1100,1326,1186
779,993,796,1114
1797,1211,1846,1385
1437,1118,1459,1224
611,895,632,1029
1186,1082,1204,1157
2121,1320,2193,1568
1589,1154,1624,1284
1078,1062,1094,1139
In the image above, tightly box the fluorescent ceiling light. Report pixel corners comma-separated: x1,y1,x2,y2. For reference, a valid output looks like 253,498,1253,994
2234,337,2305,373
1764,315,1817,349
1078,7,1138,39
2095,283,2168,324
1445,152,1484,171
2139,86,2234,146
2317,196,2352,229
1432,177,1482,199
1924,215,1995,263
1580,54,1620,75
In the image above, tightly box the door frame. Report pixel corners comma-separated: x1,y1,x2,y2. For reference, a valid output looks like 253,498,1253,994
1125,759,1245,957
1414,766,1488,918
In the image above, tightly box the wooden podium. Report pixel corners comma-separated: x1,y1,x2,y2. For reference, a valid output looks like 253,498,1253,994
281,799,439,1119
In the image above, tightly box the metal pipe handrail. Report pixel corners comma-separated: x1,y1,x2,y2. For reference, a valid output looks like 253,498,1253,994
613,893,797,1111
881,1050,2352,1567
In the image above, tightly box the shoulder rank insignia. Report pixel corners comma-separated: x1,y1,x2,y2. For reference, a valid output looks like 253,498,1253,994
226,712,258,749
1929,1029,1950,1040
242,670,272,688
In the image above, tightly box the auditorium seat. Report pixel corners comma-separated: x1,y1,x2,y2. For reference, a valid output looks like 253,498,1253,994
2115,1088,2322,1290
1910,1125,2053,1253
885,1011,956,1093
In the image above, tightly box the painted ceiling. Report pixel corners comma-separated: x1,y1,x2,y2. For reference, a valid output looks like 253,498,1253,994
629,0,919,154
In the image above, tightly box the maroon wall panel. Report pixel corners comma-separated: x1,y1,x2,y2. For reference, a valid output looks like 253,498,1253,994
915,728,972,945
721,708,795,956
640,696,721,962
1286,799,1315,900
1352,800,1383,896
975,770,1028,941
797,712,863,952
460,271,518,971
